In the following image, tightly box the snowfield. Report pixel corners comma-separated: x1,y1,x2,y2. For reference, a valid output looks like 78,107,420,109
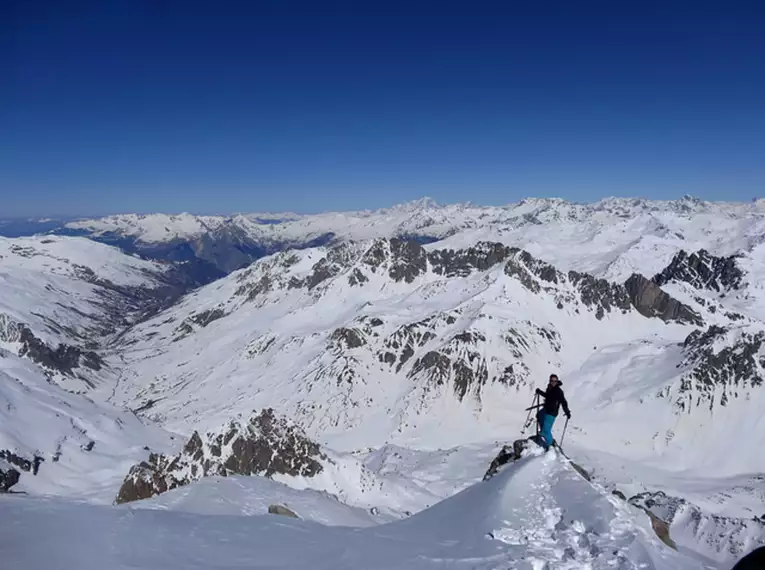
1,196,764,569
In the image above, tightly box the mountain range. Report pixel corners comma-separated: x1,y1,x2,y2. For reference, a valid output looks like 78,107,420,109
1,195,764,569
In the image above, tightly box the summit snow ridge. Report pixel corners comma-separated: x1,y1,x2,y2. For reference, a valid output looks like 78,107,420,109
1,449,716,570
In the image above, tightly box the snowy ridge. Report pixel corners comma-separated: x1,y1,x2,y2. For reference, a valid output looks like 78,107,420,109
59,195,765,281
1,448,719,569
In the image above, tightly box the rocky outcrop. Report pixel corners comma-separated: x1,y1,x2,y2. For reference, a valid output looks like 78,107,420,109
1,449,44,475
408,330,490,401
389,239,428,283
2,313,105,376
17,326,103,375
568,271,632,319
377,313,452,373
115,408,327,504
268,504,300,518
0,460,21,492
173,307,227,340
0,313,22,343
483,438,534,480
624,274,704,326
291,243,361,290
668,325,765,412
329,327,367,350
653,249,744,292
429,242,512,278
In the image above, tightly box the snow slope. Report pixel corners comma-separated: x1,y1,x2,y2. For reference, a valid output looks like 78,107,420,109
0,350,178,502
0,235,171,392
136,475,388,527
0,449,716,570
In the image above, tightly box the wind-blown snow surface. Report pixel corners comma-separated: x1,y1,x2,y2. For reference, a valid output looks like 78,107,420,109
1,449,713,570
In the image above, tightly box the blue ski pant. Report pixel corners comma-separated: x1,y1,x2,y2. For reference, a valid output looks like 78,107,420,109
537,410,556,449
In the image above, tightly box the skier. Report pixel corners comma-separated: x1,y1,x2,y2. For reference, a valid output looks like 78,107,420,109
535,374,571,451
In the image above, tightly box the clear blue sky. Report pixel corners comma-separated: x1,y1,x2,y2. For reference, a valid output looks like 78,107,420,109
3,0,764,217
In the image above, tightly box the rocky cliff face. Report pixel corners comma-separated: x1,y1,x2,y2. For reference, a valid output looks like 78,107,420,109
115,408,327,504
624,274,704,326
653,249,744,292
668,325,765,413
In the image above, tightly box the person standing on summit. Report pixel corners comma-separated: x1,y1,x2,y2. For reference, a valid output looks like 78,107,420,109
535,374,571,451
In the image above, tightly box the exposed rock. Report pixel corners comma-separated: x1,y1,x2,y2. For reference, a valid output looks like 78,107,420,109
514,250,563,284
624,274,704,326
361,239,389,270
189,308,226,327
378,316,441,373
408,330,489,401
505,258,542,293
330,327,366,350
612,489,627,501
568,271,632,319
653,249,744,292
483,438,535,480
17,326,103,375
669,325,765,412
0,460,21,492
0,313,23,343
348,268,369,286
0,449,44,475
173,307,228,340
235,274,274,301
115,408,327,504
429,242,512,278
268,504,300,518
293,243,360,290
388,238,428,283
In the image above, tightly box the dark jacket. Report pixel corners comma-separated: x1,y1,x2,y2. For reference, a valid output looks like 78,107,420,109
536,382,570,417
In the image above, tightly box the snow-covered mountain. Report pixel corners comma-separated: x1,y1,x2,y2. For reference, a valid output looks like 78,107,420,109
0,236,186,501
52,195,765,282
1,197,764,569
107,236,763,472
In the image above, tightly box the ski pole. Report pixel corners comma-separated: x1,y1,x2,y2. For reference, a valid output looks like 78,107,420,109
521,393,538,433
559,417,569,448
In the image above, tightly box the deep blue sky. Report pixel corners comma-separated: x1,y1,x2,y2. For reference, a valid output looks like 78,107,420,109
3,0,764,217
